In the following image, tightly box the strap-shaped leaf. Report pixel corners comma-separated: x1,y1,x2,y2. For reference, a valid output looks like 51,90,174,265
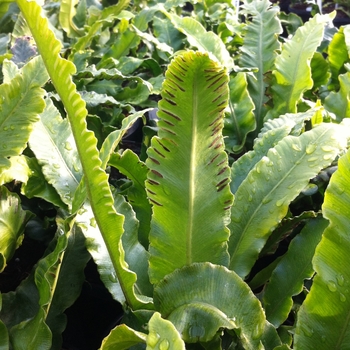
240,0,282,129
0,186,33,273
268,14,333,119
324,72,350,123
294,148,350,349
0,56,47,170
229,123,349,278
263,217,328,327
146,51,233,284
224,72,256,153
16,0,151,310
163,12,235,70
29,98,82,210
154,262,281,348
109,149,151,248
146,312,185,350
59,0,83,37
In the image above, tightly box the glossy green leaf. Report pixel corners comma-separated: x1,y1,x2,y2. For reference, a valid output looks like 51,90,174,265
29,98,82,210
224,72,256,153
146,51,233,284
328,27,349,89
268,14,333,119
240,0,282,129
0,186,33,273
163,11,234,70
324,72,350,123
154,262,280,348
263,217,329,327
59,0,84,37
17,0,151,310
77,193,152,303
230,109,317,194
109,149,151,248
229,123,349,278
100,323,147,350
0,56,47,170
294,148,350,349
146,312,185,350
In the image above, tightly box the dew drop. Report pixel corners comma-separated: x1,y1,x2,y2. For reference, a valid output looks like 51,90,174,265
147,332,160,347
53,163,61,169
335,186,345,195
323,154,333,160
248,176,255,184
159,339,170,350
321,145,333,152
340,293,346,302
327,281,337,292
65,141,72,150
3,126,8,131
108,271,118,283
2,144,7,149
302,325,314,337
256,165,261,174
262,196,272,204
248,194,253,202
292,143,302,151
243,204,249,212
306,144,317,154
73,163,80,172
288,183,296,189
10,125,14,130
231,215,241,223
337,274,345,286
276,198,284,207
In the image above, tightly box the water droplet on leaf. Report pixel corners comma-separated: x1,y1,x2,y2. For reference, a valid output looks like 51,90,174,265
65,141,72,150
292,143,302,151
108,271,118,283
53,163,60,169
159,339,170,350
306,144,317,154
327,281,337,292
340,293,346,302
302,325,314,337
262,196,272,204
337,274,345,286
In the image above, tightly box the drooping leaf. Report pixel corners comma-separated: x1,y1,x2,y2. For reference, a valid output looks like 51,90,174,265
229,123,349,278
324,72,350,123
146,51,233,284
224,72,256,153
0,186,33,273
146,312,185,350
263,217,329,327
240,0,282,129
29,98,82,210
154,262,281,348
0,55,48,170
10,216,90,350
59,0,84,37
109,149,151,248
163,11,235,70
294,148,350,349
17,0,151,310
77,192,153,304
267,13,334,119
100,323,147,350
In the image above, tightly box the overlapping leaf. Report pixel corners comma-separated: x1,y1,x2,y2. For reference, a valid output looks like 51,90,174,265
17,0,151,310
229,123,349,278
240,0,282,129
0,56,47,170
294,148,350,349
263,217,328,327
154,262,281,348
268,13,333,119
146,51,233,284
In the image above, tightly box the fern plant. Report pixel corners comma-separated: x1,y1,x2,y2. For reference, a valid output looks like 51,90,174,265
0,0,350,349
